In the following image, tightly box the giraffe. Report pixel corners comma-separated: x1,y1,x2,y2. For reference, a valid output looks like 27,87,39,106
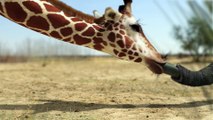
0,0,165,74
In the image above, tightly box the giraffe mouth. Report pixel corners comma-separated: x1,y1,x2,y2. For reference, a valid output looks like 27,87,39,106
144,57,165,74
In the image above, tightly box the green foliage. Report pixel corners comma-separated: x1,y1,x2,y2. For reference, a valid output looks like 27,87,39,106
173,1,213,62
205,1,213,13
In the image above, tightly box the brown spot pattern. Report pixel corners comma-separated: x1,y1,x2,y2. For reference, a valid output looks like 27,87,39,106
75,23,87,31
19,23,27,27
108,32,116,42
27,16,49,31
50,31,62,39
117,40,124,48
60,27,73,37
122,49,127,52
93,37,107,46
120,25,125,29
63,37,71,42
44,3,61,12
107,25,113,31
0,2,3,13
94,44,104,51
103,41,107,46
110,44,116,47
23,1,42,14
31,28,48,36
73,34,91,45
41,32,48,36
71,17,82,22
125,36,133,48
128,51,133,55
119,30,125,35
5,2,27,22
0,13,4,16
114,23,119,27
134,58,143,62
134,52,139,56
113,49,119,55
64,13,73,17
93,25,105,32
117,34,123,39
31,28,40,33
118,52,126,57
48,14,69,29
93,37,104,44
129,56,135,60
139,48,143,53
132,45,137,50
109,20,115,24
82,27,95,37
104,22,110,28
97,33,103,37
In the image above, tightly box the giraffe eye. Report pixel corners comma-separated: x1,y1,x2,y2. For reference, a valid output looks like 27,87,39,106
130,24,142,33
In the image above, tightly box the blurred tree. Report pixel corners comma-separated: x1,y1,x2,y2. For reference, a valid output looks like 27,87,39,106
205,1,212,13
173,1,213,62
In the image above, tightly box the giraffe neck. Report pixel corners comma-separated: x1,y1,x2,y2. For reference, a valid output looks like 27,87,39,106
0,0,110,51
0,0,144,63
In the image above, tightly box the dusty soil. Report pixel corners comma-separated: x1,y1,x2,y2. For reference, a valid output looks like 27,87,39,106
0,57,212,120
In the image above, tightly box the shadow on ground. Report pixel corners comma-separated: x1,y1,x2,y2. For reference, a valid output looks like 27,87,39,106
0,99,213,114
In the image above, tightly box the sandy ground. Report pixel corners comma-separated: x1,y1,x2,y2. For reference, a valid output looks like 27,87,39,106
0,57,212,120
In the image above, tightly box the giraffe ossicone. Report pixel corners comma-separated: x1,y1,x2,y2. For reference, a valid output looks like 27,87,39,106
0,0,165,74
93,10,101,19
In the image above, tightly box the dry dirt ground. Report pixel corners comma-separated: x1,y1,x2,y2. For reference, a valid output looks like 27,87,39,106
0,57,212,120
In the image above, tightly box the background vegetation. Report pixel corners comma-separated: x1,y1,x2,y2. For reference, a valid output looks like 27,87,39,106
173,1,213,62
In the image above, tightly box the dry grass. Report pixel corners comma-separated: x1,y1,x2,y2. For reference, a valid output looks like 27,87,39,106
0,57,212,120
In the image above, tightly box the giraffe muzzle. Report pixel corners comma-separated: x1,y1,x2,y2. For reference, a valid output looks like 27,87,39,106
144,57,165,74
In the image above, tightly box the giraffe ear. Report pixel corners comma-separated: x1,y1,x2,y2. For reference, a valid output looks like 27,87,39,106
119,0,132,16
118,5,125,14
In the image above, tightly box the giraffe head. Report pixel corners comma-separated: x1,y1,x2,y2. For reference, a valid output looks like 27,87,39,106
96,0,165,74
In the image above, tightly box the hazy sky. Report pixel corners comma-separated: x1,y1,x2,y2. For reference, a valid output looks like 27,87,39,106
0,0,205,55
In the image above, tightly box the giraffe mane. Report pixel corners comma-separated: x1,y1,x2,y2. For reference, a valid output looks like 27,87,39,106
47,0,95,23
